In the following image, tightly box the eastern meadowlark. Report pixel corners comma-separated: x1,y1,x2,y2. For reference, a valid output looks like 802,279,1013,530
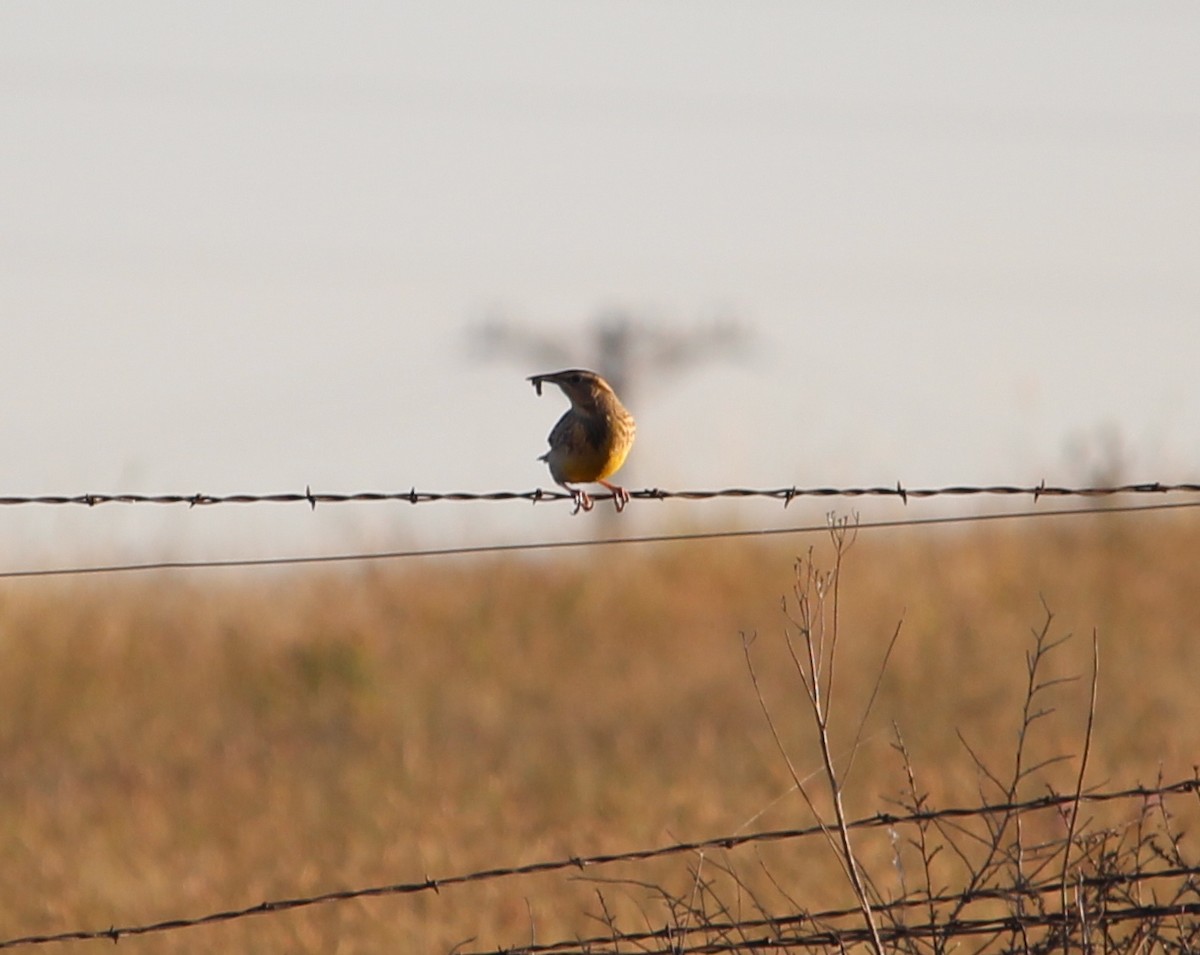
529,369,636,513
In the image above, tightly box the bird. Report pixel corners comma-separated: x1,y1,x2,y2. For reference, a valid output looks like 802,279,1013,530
528,369,636,514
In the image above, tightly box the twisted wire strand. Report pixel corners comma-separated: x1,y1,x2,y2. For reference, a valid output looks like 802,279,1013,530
0,481,1197,508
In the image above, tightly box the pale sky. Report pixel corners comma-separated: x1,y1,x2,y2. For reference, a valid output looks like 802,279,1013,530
2,3,1198,567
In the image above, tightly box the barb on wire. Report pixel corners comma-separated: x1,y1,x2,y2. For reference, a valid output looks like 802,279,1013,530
1,778,1196,951
0,481,1198,509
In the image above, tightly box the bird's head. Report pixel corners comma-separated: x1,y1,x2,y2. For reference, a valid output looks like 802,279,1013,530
527,369,617,412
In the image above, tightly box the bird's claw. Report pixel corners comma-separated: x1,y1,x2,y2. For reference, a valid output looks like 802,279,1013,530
600,481,629,513
570,489,594,515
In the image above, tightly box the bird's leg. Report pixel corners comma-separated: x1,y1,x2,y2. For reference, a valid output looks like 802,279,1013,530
566,485,593,514
599,480,630,513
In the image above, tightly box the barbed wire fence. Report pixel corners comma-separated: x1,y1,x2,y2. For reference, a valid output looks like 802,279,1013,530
2,480,1199,951
2,480,1199,580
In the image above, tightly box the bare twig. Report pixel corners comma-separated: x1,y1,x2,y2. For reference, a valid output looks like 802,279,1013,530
1060,629,1100,954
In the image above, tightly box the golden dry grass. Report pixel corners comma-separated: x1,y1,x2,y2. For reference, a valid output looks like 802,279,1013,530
1,510,1198,952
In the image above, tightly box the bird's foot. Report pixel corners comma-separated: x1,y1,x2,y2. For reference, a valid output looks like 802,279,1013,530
569,488,594,515
600,481,630,513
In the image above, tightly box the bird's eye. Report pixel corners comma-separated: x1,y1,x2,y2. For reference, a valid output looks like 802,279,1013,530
569,374,581,383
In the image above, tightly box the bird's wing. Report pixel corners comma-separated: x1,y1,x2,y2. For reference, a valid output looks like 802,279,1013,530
547,411,584,451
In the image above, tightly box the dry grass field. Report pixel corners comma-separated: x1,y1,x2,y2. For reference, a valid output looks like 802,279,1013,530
2,508,1198,952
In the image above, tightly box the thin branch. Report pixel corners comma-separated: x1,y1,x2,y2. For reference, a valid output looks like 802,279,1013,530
844,613,904,787
1060,631,1098,954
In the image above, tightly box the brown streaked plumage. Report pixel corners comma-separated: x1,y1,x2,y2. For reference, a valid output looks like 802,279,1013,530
528,369,636,514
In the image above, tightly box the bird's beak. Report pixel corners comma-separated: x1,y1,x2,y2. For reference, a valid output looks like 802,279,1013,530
527,373,551,396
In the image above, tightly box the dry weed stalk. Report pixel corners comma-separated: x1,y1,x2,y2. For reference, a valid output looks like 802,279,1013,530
743,516,890,955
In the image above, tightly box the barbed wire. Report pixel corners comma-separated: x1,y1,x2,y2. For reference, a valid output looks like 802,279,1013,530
506,899,1200,955
459,867,1200,955
0,480,1198,509
3,498,1199,581
1,777,1195,951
